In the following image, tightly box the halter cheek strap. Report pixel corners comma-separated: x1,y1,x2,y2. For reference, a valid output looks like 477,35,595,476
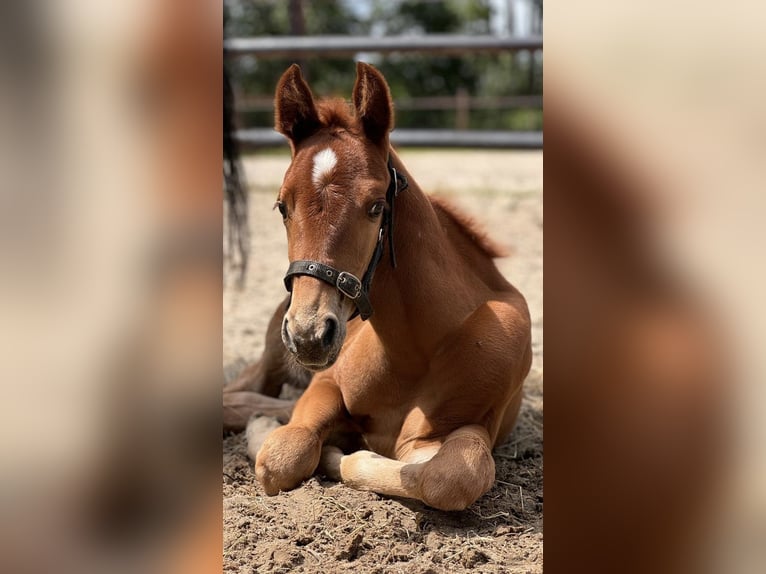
283,156,408,321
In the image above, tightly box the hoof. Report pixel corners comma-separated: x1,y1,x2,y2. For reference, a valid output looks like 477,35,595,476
318,446,344,481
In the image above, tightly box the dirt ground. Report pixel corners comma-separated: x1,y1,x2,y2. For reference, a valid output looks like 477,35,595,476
223,149,543,573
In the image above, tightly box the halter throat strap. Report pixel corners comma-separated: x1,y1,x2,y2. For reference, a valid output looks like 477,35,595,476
283,155,408,321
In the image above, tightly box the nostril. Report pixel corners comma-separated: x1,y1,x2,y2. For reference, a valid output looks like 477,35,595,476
282,318,297,353
321,316,338,348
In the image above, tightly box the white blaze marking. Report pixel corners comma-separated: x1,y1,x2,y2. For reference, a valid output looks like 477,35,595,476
312,148,337,188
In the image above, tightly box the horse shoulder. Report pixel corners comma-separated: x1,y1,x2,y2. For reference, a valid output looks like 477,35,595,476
332,325,388,407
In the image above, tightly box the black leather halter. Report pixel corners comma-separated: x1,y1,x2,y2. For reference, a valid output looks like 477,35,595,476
283,156,408,321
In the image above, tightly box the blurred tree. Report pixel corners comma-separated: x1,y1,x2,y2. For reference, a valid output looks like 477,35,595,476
370,0,541,130
371,0,491,128
225,0,363,127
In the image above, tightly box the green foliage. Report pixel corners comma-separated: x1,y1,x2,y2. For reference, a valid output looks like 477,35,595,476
225,0,542,131
226,0,363,99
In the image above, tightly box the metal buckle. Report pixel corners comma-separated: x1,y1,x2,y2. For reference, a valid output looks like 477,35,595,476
336,271,362,300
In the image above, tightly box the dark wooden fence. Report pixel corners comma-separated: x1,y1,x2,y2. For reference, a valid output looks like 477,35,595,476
226,34,542,149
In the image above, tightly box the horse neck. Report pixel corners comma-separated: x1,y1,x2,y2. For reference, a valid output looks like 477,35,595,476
366,151,477,364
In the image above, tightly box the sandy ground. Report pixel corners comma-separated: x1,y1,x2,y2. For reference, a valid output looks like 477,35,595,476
223,149,543,573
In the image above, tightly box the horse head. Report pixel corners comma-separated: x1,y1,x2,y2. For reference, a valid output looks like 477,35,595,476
274,62,396,369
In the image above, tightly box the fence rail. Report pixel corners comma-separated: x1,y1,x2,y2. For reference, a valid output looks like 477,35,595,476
235,94,543,113
236,128,542,150
229,34,542,149
225,34,543,58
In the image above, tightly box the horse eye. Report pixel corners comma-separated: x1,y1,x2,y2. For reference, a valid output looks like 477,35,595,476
275,201,287,220
368,201,385,218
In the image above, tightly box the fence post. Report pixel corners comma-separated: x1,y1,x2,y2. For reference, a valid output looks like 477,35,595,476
455,87,469,131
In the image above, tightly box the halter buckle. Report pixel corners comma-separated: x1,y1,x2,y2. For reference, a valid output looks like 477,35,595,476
336,271,362,299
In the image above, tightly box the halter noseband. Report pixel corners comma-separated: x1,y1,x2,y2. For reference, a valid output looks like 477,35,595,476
283,156,408,321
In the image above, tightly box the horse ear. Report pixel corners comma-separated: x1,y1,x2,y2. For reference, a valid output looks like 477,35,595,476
352,62,394,145
274,64,321,144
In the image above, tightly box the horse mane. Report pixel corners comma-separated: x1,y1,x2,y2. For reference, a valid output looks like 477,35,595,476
428,194,509,259
316,99,362,134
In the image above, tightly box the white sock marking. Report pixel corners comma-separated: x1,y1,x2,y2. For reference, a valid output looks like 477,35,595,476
312,148,338,188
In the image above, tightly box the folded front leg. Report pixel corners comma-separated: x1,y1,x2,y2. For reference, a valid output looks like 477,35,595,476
254,377,344,495
319,425,495,511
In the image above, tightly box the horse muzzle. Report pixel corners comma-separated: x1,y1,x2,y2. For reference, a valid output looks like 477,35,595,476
281,310,344,370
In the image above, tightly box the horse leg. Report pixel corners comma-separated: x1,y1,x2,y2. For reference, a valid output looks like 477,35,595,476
255,378,344,495
225,297,302,396
319,424,495,511
224,392,296,432
223,297,311,432
244,392,363,465
245,416,283,461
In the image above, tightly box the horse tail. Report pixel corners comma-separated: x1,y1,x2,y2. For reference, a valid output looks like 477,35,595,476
224,61,250,284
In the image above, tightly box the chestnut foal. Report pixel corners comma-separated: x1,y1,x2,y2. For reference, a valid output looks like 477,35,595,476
232,63,531,511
